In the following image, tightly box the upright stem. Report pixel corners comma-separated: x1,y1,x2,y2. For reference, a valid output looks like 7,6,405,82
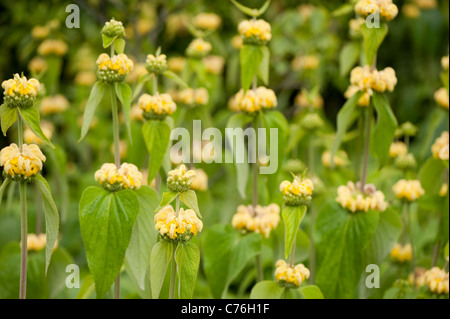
18,115,27,299
153,75,159,96
255,254,263,282
36,184,42,235
289,238,296,267
360,105,372,190
114,275,120,299
111,85,121,168
19,182,27,300
252,118,263,281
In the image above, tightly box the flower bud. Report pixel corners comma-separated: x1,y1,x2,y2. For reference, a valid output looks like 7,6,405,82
101,18,126,38
167,165,196,193
280,176,314,206
394,153,417,170
145,54,168,75
186,38,212,59
300,113,324,131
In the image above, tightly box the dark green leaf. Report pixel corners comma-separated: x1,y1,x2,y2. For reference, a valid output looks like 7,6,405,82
179,190,201,218
150,241,173,299
102,34,117,49
0,104,17,136
163,70,189,89
115,82,132,143
142,119,171,183
340,42,361,77
282,205,307,259
300,285,325,299
155,191,179,213
79,81,108,142
258,46,270,85
240,45,263,92
18,106,54,148
250,281,283,299
419,157,445,195
361,23,388,66
114,38,125,54
175,242,200,299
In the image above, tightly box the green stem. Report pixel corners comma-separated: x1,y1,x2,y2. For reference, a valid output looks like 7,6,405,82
18,115,24,150
360,104,372,190
255,253,263,282
36,183,42,235
153,74,159,95
308,206,317,284
111,85,121,168
114,275,120,299
169,243,177,299
19,182,27,299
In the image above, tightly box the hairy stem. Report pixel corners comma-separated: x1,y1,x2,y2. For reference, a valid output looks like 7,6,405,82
255,254,263,282
169,243,177,299
114,275,120,299
111,85,121,168
360,105,372,190
19,182,27,299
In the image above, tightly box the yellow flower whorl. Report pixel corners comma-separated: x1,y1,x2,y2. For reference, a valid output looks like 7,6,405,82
154,206,203,243
167,164,196,193
238,19,272,45
280,176,314,206
37,39,68,56
96,53,134,82
355,0,399,21
2,74,41,108
193,13,222,31
336,181,388,213
138,93,176,119
431,131,449,160
390,243,413,263
425,267,449,295
434,87,449,110
392,179,425,202
0,143,46,180
231,204,280,238
275,260,310,288
186,38,212,58
229,87,277,113
94,163,143,191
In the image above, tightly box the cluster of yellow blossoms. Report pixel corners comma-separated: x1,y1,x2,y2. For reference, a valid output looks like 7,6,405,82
40,94,69,115
231,204,280,238
37,39,68,56
355,0,399,21
292,55,320,71
434,87,449,110
390,243,413,263
294,91,323,110
94,163,143,191
193,12,222,31
424,267,449,295
431,131,449,161
154,206,203,243
176,88,209,107
203,55,225,75
0,143,46,180
321,150,349,168
280,176,314,206
190,168,208,192
2,74,40,108
238,19,272,45
167,56,186,73
145,53,168,74
336,181,388,213
167,164,196,193
96,53,134,82
274,260,310,288
389,141,408,158
392,179,425,202
186,38,212,58
229,87,277,113
25,233,47,252
138,93,176,119
440,184,448,197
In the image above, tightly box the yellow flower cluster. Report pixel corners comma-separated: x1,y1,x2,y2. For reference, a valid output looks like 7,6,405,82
96,53,134,82
186,38,212,58
238,19,272,45
75,71,97,87
138,93,176,119
431,131,449,160
154,206,203,242
392,179,425,202
440,184,448,197
190,168,208,192
31,25,50,39
228,87,277,113
40,94,69,115
167,164,196,193
390,243,413,263
167,57,186,73
2,74,40,108
0,143,46,180
24,121,54,145
355,0,399,21
414,0,437,9
94,163,143,191
177,88,209,107
193,13,222,31
425,267,449,295
146,54,168,74
294,91,323,109
37,39,68,56
321,150,349,168
280,176,314,206
409,268,427,288
203,55,225,75
28,57,47,74
349,17,366,38
345,85,371,107
336,181,388,213
350,65,398,96
274,260,310,288
389,141,408,158
442,56,449,71
25,233,47,252
402,4,421,19
231,204,280,238
434,87,449,110
292,55,320,71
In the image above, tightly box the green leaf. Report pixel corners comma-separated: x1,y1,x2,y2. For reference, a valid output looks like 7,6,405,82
115,82,132,143
282,205,307,259
125,186,160,290
34,174,59,274
79,81,108,142
18,106,54,148
79,186,139,298
202,225,262,298
225,112,254,199
361,23,388,66
231,0,259,17
257,0,271,16
371,93,398,166
175,242,200,299
240,44,263,92
331,91,363,162
315,202,379,299
150,241,173,299
419,157,446,195
300,285,325,299
132,74,151,102
163,70,189,89
258,46,270,85
155,191,179,213
76,274,95,299
0,104,17,136
114,38,126,54
102,34,117,48
179,190,201,218
250,281,284,299
339,42,361,77
0,178,11,208
444,242,449,260
142,119,171,183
